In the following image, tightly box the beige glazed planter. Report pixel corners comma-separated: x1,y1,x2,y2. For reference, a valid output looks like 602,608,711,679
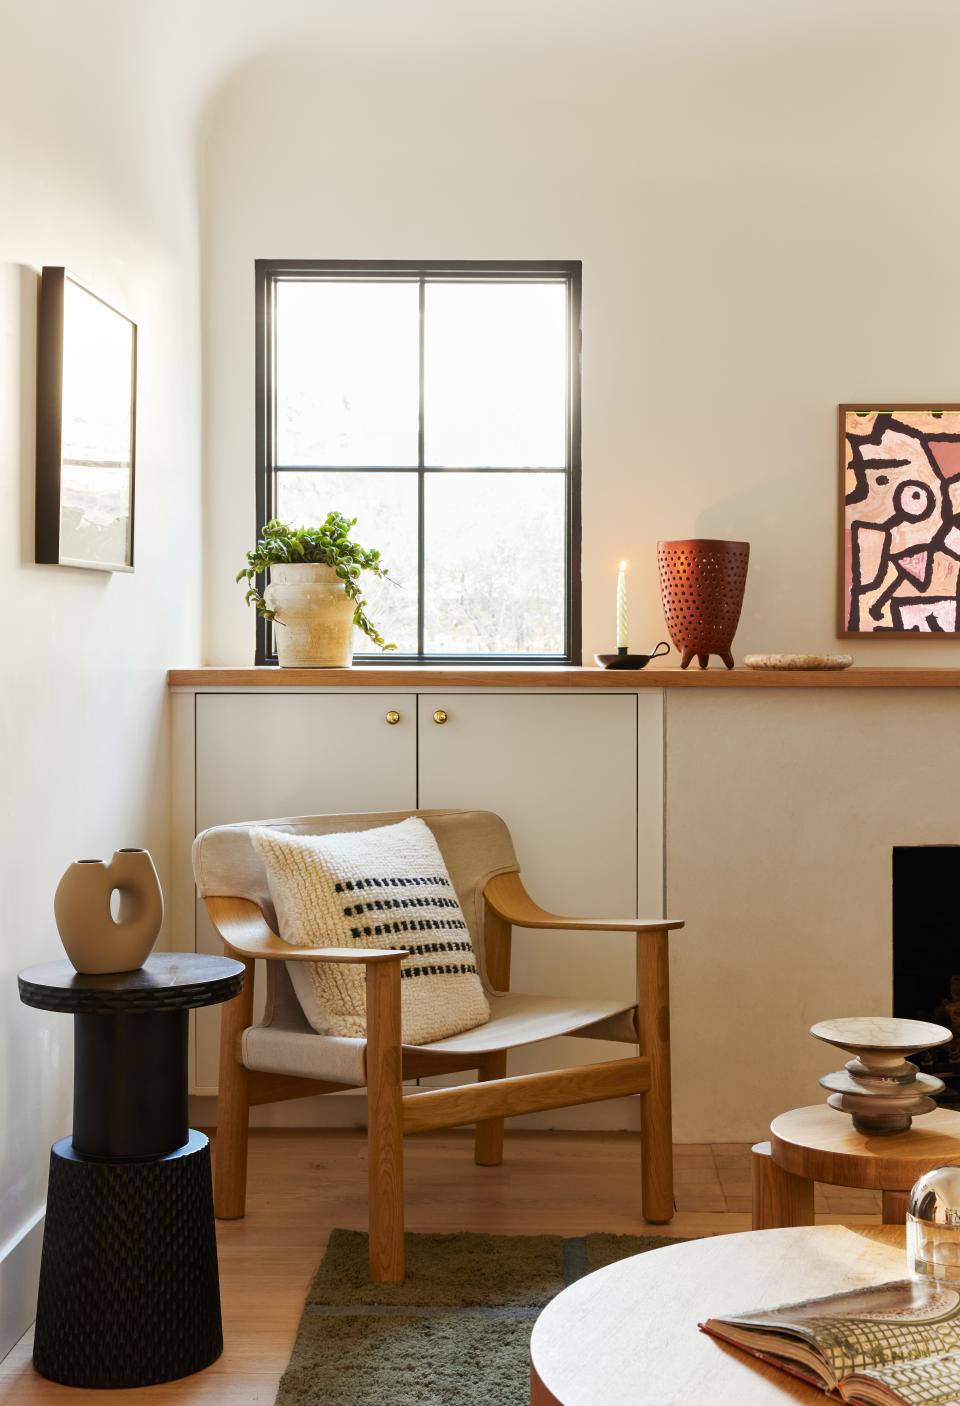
54,848,164,974
265,563,357,667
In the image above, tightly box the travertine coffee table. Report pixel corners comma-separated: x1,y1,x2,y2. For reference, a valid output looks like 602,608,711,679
530,1225,903,1405
752,1103,960,1229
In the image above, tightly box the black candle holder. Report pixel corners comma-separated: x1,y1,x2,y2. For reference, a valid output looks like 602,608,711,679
594,641,670,670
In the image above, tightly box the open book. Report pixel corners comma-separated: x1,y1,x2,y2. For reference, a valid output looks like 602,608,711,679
701,1280,960,1405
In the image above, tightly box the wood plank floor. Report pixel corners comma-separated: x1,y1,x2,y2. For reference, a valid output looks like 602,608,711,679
0,1130,882,1404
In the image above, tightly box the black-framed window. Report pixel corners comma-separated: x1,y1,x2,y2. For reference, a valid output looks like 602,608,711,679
255,260,582,664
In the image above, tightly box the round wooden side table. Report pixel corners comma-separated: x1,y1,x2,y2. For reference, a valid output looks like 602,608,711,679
752,1103,960,1230
530,1224,905,1405
18,953,244,1389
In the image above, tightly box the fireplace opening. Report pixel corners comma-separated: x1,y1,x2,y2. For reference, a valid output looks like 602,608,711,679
893,845,960,1110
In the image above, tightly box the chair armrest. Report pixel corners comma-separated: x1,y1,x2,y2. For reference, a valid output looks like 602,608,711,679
203,896,407,964
483,873,684,934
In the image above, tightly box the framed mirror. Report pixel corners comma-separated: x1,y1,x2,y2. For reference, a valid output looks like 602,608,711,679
35,267,137,571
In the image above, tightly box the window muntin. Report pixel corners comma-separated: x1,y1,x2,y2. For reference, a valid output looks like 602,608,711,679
257,261,581,664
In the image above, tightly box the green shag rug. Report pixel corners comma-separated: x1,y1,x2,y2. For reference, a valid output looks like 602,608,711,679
275,1229,686,1406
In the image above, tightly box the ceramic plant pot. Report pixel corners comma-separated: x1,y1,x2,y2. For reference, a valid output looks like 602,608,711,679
265,563,356,667
657,538,750,670
54,848,163,974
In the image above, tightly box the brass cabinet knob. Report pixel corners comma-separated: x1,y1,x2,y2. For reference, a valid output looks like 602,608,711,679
385,710,401,725
433,709,448,725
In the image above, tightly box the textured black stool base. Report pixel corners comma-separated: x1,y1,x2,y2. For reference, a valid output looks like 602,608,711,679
33,1131,222,1388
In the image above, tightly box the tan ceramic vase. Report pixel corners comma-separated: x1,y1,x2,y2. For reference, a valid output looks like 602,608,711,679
54,848,164,974
265,563,356,667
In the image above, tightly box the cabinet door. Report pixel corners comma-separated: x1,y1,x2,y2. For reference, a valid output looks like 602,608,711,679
193,692,417,1088
418,693,662,1112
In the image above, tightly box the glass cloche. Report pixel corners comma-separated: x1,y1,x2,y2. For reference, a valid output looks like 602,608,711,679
908,1166,960,1281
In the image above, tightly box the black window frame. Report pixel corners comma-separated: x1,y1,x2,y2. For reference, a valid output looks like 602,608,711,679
254,259,582,666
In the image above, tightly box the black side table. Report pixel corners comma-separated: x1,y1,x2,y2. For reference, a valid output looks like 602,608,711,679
19,953,244,1388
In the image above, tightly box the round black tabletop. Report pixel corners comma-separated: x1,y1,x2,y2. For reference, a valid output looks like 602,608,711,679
18,953,244,1015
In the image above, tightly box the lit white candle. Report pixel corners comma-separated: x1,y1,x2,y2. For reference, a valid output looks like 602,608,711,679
617,560,628,648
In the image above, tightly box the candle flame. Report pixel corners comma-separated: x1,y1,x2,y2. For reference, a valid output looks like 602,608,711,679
619,560,627,571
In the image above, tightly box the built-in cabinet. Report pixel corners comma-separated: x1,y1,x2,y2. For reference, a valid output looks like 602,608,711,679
170,670,960,1141
194,693,417,827
173,688,664,1100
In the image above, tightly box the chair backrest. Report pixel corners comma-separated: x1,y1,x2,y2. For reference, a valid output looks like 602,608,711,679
192,808,520,988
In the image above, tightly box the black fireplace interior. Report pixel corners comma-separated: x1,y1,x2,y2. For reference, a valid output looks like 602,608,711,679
893,845,960,1109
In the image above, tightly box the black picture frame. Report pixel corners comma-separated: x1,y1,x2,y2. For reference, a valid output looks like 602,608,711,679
36,267,137,572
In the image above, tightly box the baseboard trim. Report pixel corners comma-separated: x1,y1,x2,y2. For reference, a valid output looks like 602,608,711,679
0,1207,44,1363
189,1092,642,1132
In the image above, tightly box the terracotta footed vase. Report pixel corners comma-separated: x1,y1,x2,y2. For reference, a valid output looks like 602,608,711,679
54,848,163,974
657,538,750,669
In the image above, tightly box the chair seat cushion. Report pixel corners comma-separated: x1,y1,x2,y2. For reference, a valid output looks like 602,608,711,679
250,817,491,1044
241,992,639,1084
416,993,639,1055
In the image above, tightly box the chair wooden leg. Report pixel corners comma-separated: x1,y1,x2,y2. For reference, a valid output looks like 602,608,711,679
474,1051,508,1166
214,953,254,1219
476,898,511,1167
366,959,405,1283
636,929,674,1224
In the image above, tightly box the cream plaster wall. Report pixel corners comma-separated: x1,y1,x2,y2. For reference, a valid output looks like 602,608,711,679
0,0,206,1357
198,0,960,668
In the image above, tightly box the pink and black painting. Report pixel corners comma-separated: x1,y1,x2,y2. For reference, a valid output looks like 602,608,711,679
841,406,960,635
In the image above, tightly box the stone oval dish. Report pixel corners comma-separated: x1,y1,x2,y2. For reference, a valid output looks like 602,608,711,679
744,653,854,671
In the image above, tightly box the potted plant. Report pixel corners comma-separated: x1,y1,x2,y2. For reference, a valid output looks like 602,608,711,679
237,514,395,667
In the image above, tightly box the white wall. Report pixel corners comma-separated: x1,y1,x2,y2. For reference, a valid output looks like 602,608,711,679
0,0,204,1357
199,0,960,668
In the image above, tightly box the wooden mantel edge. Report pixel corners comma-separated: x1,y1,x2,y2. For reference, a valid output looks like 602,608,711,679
168,665,960,690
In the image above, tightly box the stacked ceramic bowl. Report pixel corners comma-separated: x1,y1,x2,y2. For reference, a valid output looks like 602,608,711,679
811,1018,951,1135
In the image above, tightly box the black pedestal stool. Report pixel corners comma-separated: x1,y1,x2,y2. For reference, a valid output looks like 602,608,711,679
18,953,244,1388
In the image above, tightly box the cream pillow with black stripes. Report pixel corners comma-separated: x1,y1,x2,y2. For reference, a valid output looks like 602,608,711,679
249,817,491,1045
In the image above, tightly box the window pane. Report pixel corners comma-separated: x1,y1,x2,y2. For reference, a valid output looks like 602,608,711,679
276,281,419,467
276,471,419,652
423,473,566,654
423,282,567,468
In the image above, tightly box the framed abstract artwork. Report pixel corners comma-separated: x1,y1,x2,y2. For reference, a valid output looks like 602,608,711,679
36,267,137,571
840,404,960,635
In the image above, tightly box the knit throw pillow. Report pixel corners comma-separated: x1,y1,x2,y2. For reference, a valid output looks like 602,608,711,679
249,818,491,1045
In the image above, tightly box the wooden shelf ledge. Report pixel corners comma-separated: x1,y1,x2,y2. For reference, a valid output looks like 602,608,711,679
168,665,960,690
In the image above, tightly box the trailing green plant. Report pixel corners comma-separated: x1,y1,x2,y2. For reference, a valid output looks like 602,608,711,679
237,514,395,650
